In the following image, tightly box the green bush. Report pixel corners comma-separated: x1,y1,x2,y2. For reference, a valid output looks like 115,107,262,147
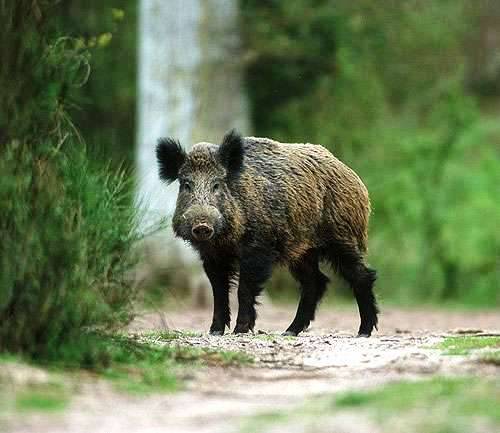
0,1,139,359
0,142,139,358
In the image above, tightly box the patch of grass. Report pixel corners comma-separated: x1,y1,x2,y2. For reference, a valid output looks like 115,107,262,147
97,337,179,394
66,333,252,394
435,336,500,355
240,412,289,433
15,384,69,413
202,349,254,366
2,333,253,401
253,333,296,342
334,377,499,421
332,377,500,433
240,377,500,433
103,363,178,394
100,339,252,394
169,344,254,367
0,363,69,417
141,330,203,341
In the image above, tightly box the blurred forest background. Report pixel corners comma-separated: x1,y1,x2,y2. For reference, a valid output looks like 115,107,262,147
1,0,499,358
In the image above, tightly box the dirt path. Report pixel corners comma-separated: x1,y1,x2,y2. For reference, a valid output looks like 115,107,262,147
5,304,500,433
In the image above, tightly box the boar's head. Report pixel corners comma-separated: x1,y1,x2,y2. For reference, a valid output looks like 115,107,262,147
156,130,244,245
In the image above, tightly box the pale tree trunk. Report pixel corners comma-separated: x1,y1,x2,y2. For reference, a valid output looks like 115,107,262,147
136,0,249,301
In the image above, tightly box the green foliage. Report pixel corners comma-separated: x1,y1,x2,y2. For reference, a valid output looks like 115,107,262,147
0,141,139,358
57,1,137,165
0,2,139,359
242,0,500,305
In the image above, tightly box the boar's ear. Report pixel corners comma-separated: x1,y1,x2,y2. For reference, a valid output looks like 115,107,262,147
218,129,244,176
156,137,186,183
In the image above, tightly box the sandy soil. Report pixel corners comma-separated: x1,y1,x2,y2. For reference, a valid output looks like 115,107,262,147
3,303,500,433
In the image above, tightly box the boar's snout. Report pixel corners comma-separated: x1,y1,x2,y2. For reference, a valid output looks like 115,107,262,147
178,204,222,242
191,223,214,241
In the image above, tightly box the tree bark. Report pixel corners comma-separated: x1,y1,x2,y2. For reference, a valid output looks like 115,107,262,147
136,0,249,296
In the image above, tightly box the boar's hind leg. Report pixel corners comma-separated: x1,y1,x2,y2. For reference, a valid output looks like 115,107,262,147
203,257,234,335
283,249,330,336
328,243,378,337
233,249,274,334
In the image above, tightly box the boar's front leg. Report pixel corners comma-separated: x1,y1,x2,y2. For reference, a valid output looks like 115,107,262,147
203,256,234,335
233,249,274,334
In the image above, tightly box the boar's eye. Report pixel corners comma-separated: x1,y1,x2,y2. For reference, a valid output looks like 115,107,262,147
181,181,192,193
212,182,220,193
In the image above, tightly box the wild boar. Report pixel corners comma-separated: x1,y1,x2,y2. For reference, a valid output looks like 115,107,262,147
156,130,378,336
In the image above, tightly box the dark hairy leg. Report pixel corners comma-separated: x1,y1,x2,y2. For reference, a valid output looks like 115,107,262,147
284,249,330,336
233,249,274,334
203,256,235,335
328,243,378,337
352,264,378,336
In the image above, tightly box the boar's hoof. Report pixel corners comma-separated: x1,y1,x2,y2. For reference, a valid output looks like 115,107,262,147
233,324,250,334
357,332,371,338
282,330,298,337
209,329,224,336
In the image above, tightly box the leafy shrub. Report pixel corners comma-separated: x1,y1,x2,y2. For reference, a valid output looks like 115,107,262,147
0,1,139,359
0,142,139,358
